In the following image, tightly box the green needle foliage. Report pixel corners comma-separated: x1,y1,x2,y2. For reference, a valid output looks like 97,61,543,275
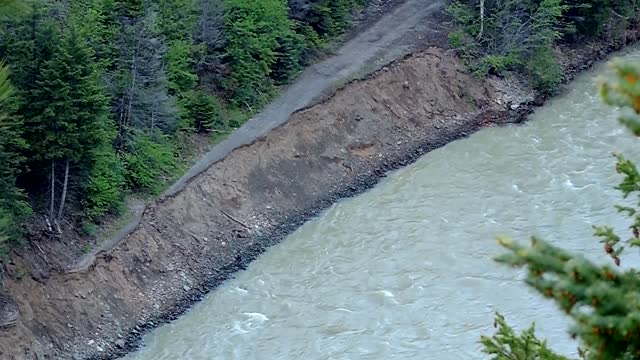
482,61,640,360
185,90,225,133
0,0,30,259
223,0,304,107
0,60,11,103
303,0,367,39
0,0,365,258
447,0,640,94
481,313,570,360
495,237,640,360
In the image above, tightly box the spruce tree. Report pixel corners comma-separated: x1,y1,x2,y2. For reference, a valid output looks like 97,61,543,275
0,0,31,257
156,0,198,41
0,78,28,257
113,4,177,137
24,25,112,231
193,0,225,90
69,0,120,69
185,90,224,132
305,0,364,38
0,106,29,244
224,0,304,107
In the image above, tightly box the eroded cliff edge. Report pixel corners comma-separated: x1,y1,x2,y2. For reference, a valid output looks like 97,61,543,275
0,46,517,359
2,28,639,358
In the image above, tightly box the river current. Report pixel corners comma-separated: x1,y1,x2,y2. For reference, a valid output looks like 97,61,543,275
125,47,640,360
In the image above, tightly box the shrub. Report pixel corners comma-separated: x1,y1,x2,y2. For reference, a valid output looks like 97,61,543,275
226,107,248,128
472,53,521,78
525,46,564,93
271,30,305,84
224,0,303,107
297,23,326,52
305,0,367,38
447,29,468,50
447,0,567,93
81,222,98,236
123,131,177,192
83,146,126,219
184,90,225,133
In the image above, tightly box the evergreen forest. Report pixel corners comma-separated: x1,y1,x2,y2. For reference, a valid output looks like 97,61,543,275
0,0,367,259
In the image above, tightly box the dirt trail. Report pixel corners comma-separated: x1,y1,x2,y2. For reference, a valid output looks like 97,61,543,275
2,45,516,359
3,15,635,360
69,0,446,273
2,0,636,356
165,0,446,197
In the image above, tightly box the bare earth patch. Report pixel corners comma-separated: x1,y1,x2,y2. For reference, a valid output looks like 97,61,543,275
1,2,638,359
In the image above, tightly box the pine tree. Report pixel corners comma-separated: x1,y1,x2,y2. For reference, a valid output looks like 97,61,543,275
24,25,112,232
185,89,224,132
156,0,197,41
69,0,120,69
0,0,31,257
292,0,366,42
483,61,640,360
122,129,176,192
193,0,225,90
113,3,177,138
167,38,198,94
0,106,29,243
224,0,304,107
156,0,199,95
115,0,144,18
83,145,126,219
481,313,570,360
0,0,392,246
0,81,29,256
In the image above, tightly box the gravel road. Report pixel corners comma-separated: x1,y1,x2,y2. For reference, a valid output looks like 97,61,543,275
70,0,446,272
164,0,446,197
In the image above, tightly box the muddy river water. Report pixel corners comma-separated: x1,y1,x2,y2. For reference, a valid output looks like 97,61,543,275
124,48,640,359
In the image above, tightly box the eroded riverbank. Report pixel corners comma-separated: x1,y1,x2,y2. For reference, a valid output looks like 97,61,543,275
0,17,639,360
0,46,519,360
124,46,640,360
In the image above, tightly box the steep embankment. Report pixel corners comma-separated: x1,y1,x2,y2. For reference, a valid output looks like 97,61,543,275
71,0,447,273
0,3,638,360
1,46,519,359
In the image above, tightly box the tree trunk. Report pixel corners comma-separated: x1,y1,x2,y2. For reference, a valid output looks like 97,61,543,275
478,0,485,39
56,157,70,226
49,160,55,221
150,102,156,131
118,92,127,142
125,25,141,129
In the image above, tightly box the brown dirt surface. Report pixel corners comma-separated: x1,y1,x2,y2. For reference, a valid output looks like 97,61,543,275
1,6,638,360
42,0,449,277
0,46,520,360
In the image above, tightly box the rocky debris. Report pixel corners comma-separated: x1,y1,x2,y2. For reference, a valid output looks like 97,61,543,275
0,296,18,328
0,26,637,360
487,75,535,109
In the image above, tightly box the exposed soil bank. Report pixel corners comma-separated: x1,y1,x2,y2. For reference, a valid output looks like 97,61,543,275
0,21,638,360
0,45,515,360
68,0,446,274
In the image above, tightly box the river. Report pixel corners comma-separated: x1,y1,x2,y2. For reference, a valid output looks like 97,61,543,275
124,48,640,360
